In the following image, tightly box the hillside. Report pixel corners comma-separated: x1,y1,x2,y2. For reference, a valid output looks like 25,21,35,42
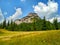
0,29,60,45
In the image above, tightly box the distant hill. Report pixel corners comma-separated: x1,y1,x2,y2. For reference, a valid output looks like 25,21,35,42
15,13,40,25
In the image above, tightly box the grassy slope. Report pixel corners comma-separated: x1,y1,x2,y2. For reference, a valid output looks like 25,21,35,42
0,29,60,45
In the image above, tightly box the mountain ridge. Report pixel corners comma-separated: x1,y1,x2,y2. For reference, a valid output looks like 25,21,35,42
15,13,40,24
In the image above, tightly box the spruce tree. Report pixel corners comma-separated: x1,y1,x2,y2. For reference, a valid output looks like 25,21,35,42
7,20,10,26
53,18,58,30
42,16,47,30
10,19,14,31
2,19,6,28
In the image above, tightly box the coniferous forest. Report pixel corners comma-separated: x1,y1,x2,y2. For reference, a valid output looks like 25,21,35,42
0,16,60,31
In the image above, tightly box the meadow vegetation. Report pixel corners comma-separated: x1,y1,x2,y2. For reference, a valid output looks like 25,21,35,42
0,29,60,45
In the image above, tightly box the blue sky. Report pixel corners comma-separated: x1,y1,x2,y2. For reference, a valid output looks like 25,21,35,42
0,0,60,22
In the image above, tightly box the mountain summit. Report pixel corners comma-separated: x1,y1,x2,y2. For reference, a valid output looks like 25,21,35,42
15,13,39,25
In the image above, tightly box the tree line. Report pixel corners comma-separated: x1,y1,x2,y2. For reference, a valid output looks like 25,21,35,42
0,16,60,31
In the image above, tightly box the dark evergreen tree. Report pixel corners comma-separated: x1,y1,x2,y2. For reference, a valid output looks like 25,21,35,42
0,23,3,29
42,16,47,30
53,18,59,30
7,20,10,26
8,19,14,31
58,22,60,29
2,19,6,28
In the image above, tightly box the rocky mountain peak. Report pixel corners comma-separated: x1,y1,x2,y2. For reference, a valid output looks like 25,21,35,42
15,13,40,24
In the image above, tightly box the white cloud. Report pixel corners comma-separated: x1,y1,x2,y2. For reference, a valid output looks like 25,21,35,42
33,0,59,22
0,9,4,23
7,8,22,22
49,16,60,23
20,0,25,2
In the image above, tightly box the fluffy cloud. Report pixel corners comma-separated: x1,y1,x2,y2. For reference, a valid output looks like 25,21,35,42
33,0,58,22
7,8,22,21
20,0,25,2
0,9,4,23
49,16,60,23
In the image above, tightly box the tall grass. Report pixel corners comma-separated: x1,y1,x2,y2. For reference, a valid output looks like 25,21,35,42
0,30,60,45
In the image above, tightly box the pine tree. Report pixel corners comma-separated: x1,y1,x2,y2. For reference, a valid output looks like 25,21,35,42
7,20,10,26
42,16,47,30
10,19,14,31
2,19,6,28
0,23,2,29
11,20,13,26
53,18,59,30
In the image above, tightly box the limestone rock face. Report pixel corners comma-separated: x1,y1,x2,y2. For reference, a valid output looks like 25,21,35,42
15,13,39,25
